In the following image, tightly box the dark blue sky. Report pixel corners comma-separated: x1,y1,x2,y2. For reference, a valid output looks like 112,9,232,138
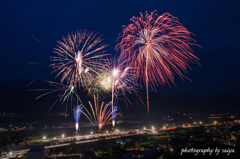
0,0,239,96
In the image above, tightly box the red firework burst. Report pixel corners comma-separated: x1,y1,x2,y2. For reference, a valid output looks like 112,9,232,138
116,10,200,115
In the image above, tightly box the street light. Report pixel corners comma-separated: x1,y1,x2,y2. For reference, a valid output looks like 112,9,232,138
199,121,202,124
91,131,93,135
62,134,65,138
43,136,46,140
54,137,56,140
143,127,146,130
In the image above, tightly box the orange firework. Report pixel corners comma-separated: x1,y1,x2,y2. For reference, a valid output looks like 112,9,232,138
116,10,200,115
79,94,121,131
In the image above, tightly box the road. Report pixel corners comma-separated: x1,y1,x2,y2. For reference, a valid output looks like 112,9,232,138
1,133,135,158
2,126,193,158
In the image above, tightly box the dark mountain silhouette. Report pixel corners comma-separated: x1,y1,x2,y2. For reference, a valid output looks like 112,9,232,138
0,79,239,118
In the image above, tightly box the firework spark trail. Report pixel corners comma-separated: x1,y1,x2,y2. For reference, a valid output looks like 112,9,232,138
27,73,50,87
29,80,81,114
116,10,200,115
73,105,83,132
31,35,52,51
50,30,109,89
112,106,118,127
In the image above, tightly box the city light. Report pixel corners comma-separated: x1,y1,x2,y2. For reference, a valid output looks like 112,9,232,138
143,127,146,130
91,131,93,135
43,136,46,140
194,122,196,124
199,121,202,124
54,137,56,140
62,134,65,138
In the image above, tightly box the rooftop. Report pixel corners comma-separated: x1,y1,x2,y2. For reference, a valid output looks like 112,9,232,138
28,146,45,153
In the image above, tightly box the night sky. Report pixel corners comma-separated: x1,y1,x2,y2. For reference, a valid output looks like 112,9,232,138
0,0,240,96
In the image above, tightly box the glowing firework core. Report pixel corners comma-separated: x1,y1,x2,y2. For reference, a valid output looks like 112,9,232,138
75,51,83,74
100,75,112,90
75,51,82,63
112,68,120,77
99,123,103,130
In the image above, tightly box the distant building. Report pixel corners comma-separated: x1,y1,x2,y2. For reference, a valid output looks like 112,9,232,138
125,150,157,158
26,146,45,159
226,141,236,146
58,112,69,116
0,127,7,132
167,137,185,152
141,144,161,151
79,149,96,158
234,120,240,123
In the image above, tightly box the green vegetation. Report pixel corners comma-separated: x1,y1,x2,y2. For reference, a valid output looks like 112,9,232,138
96,151,110,158
0,133,28,154
10,156,26,159
66,141,77,154
95,151,104,157
139,141,158,146
121,143,135,149
236,135,240,147
158,135,171,138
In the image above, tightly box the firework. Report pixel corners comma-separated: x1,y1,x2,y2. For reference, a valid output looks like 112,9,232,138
51,30,108,88
116,11,200,115
73,105,83,133
29,80,81,114
112,106,118,127
79,94,121,131
86,78,106,98
99,58,136,127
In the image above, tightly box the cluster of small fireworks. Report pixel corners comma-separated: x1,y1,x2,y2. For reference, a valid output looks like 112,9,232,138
30,10,199,131
77,95,121,131
98,58,138,126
